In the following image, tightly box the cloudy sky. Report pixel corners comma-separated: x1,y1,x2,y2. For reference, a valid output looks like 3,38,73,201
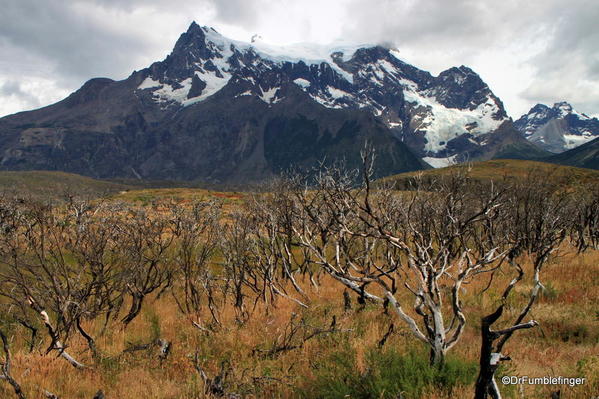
1,0,598,118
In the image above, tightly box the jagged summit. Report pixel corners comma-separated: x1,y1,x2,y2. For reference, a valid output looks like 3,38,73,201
169,22,371,66
515,102,599,153
135,23,509,164
171,22,210,54
552,101,592,119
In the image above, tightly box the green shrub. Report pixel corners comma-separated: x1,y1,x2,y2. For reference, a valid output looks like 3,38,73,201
299,346,477,398
145,309,161,341
540,282,559,301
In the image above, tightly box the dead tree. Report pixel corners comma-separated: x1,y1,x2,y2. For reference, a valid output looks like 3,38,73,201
245,191,311,309
0,200,87,368
62,199,128,358
192,354,232,397
570,184,599,252
281,152,511,365
26,297,85,369
220,212,255,322
474,304,537,399
117,204,176,326
343,290,352,312
252,313,350,358
168,201,222,329
0,328,26,399
218,196,311,326
474,175,570,399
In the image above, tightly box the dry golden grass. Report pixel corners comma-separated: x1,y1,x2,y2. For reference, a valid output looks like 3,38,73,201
385,159,599,183
0,191,597,399
109,188,245,207
1,249,597,399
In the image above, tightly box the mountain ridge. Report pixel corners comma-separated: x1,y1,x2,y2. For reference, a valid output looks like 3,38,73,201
514,101,599,153
545,136,599,170
138,23,511,160
0,22,556,181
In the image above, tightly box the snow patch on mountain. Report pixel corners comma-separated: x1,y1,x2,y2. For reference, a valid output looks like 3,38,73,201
293,78,311,88
398,78,419,91
312,93,343,109
187,70,232,105
423,155,458,168
327,87,351,100
202,27,360,84
564,132,595,150
259,87,281,104
403,84,503,154
251,40,365,66
137,70,231,107
138,77,162,90
142,78,192,105
234,90,253,98
231,29,367,65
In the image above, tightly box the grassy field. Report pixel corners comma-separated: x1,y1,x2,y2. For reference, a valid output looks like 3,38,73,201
2,159,595,202
109,187,245,206
0,171,250,205
0,164,597,399
0,171,131,201
0,247,596,398
382,159,599,189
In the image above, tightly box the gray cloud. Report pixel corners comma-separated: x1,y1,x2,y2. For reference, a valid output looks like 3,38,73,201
209,0,266,26
336,0,598,116
521,1,599,114
0,80,40,107
341,0,532,56
0,1,155,85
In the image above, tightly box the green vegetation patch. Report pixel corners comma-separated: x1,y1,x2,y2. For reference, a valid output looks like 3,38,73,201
299,347,478,398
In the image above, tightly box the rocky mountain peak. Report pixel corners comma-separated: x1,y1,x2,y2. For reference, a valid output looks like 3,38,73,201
171,22,210,56
132,24,511,164
552,101,591,120
529,103,551,114
515,102,599,153
438,65,479,83
64,77,115,106
0,22,528,181
429,66,503,113
554,101,572,113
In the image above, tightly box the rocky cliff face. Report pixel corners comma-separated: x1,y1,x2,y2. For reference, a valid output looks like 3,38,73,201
515,102,599,153
0,22,534,181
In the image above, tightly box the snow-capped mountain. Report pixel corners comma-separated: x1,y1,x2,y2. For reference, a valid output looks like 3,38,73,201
137,23,509,167
0,22,536,182
515,102,599,153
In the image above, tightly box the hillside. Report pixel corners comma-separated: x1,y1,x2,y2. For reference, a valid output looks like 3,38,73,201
0,170,131,201
3,160,595,204
467,121,551,161
381,159,599,188
546,136,599,170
